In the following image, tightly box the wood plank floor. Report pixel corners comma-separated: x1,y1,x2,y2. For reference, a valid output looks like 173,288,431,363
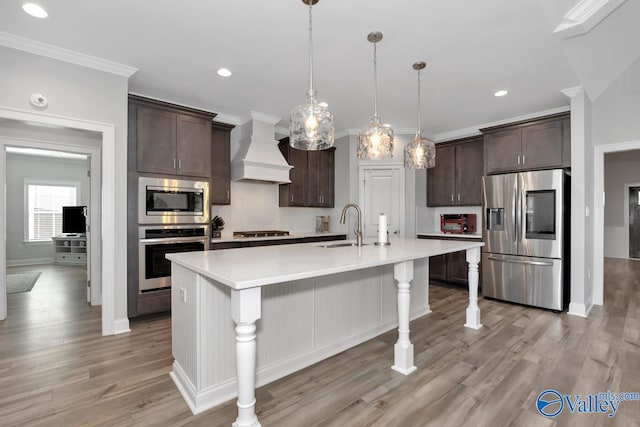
1,259,639,426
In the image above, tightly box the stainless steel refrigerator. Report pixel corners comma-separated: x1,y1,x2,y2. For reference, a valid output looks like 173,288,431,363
482,169,570,311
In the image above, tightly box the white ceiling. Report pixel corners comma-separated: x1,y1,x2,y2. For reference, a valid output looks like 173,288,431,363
0,0,584,137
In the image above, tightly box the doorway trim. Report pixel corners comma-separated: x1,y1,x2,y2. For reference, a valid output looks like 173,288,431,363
593,140,640,306
624,182,640,260
0,106,120,336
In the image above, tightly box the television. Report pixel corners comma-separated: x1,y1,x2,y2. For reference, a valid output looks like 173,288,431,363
62,206,87,234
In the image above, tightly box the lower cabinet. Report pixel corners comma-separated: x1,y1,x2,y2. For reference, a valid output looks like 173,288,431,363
418,235,481,288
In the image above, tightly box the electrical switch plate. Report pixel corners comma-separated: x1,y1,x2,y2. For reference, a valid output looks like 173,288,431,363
180,288,187,303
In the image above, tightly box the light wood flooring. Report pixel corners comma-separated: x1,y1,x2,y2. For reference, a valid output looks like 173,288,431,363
1,259,639,426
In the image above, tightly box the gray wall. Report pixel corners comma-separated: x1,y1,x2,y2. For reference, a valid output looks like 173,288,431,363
5,153,89,264
0,46,129,324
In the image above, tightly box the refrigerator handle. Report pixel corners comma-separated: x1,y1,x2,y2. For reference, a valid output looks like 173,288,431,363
514,176,519,244
488,256,553,267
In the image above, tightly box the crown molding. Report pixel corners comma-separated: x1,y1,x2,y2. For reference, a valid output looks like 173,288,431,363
434,106,571,142
0,31,137,77
553,0,627,39
241,111,281,125
214,113,242,126
561,86,584,98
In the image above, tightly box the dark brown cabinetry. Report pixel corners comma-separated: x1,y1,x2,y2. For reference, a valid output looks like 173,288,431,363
482,112,570,175
418,235,481,287
210,122,234,205
278,138,335,208
131,95,213,178
427,136,483,206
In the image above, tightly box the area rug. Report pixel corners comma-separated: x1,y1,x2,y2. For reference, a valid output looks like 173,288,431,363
6,272,42,294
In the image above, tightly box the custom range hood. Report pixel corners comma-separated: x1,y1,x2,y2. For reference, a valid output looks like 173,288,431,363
231,111,292,184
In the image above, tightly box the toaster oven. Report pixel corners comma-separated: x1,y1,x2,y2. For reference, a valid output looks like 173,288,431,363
440,214,477,234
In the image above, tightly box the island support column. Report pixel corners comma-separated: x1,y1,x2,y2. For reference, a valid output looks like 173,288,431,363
464,247,483,329
230,287,262,427
391,261,417,375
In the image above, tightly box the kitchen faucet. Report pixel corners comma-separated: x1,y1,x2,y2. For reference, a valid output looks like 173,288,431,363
340,203,363,246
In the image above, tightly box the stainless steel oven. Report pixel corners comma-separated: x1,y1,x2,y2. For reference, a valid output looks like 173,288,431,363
138,177,209,224
138,225,209,292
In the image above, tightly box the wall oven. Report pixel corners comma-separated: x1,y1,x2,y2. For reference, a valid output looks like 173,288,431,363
138,177,209,224
138,225,209,292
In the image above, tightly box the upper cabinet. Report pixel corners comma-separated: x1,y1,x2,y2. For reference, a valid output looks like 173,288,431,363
130,95,215,178
210,122,235,205
278,138,335,208
482,113,570,175
427,136,484,206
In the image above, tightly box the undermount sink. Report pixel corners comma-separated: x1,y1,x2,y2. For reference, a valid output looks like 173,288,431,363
320,242,368,248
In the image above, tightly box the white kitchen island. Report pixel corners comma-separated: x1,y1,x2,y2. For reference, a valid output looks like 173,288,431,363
167,237,484,427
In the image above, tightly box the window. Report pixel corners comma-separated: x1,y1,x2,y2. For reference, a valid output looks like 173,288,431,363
26,183,78,241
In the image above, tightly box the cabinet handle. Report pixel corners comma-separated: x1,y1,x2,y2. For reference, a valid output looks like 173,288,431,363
227,190,230,200
173,158,176,169
522,155,526,164
290,194,293,202
178,159,182,170
457,194,461,202
517,155,521,165
451,194,454,202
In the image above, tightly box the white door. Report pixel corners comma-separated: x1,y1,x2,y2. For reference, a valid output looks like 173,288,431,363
359,165,405,240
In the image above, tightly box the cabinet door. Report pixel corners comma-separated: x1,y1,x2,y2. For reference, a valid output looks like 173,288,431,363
176,114,212,178
447,250,470,285
307,148,335,207
279,142,307,207
455,138,484,205
484,129,521,174
429,254,447,282
211,125,231,205
521,120,563,170
137,107,176,175
427,144,456,206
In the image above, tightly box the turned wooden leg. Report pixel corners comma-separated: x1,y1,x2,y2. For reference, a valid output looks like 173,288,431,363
464,247,483,330
391,261,417,375
231,288,262,427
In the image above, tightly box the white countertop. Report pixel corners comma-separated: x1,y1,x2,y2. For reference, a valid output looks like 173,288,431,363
211,231,347,244
417,231,482,239
167,237,484,290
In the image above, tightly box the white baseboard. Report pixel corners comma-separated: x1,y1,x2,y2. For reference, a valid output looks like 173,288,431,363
176,306,432,415
568,302,590,317
6,258,53,267
112,317,131,335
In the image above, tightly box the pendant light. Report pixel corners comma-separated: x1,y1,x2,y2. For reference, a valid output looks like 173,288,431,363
357,32,394,160
404,61,435,169
289,0,334,151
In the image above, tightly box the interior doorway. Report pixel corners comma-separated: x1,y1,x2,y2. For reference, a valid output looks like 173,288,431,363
629,186,640,258
3,141,99,310
358,164,405,240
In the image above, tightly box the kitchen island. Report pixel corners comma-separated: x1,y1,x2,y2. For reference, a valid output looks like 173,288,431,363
167,237,484,427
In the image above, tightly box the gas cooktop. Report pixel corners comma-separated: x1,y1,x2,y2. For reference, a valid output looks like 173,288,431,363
233,230,291,238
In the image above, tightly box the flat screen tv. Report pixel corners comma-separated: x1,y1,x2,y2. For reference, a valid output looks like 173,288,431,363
62,206,87,234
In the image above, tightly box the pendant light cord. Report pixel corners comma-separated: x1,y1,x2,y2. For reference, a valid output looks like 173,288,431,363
308,1,314,95
373,41,378,117
416,68,421,134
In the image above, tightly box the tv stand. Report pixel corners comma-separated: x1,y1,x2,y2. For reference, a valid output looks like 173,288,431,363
52,236,87,266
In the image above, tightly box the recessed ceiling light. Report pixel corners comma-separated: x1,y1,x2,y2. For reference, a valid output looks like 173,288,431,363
216,68,232,78
494,90,509,97
22,3,48,18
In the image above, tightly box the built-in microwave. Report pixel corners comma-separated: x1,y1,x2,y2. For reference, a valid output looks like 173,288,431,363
138,177,209,224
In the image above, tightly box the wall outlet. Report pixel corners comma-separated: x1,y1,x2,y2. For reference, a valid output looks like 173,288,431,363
179,287,187,303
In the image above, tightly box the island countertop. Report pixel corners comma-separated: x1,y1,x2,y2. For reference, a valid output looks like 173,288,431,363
167,237,484,290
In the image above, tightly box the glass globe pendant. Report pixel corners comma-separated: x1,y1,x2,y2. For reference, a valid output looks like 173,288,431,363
357,32,394,160
404,61,435,169
289,0,334,151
